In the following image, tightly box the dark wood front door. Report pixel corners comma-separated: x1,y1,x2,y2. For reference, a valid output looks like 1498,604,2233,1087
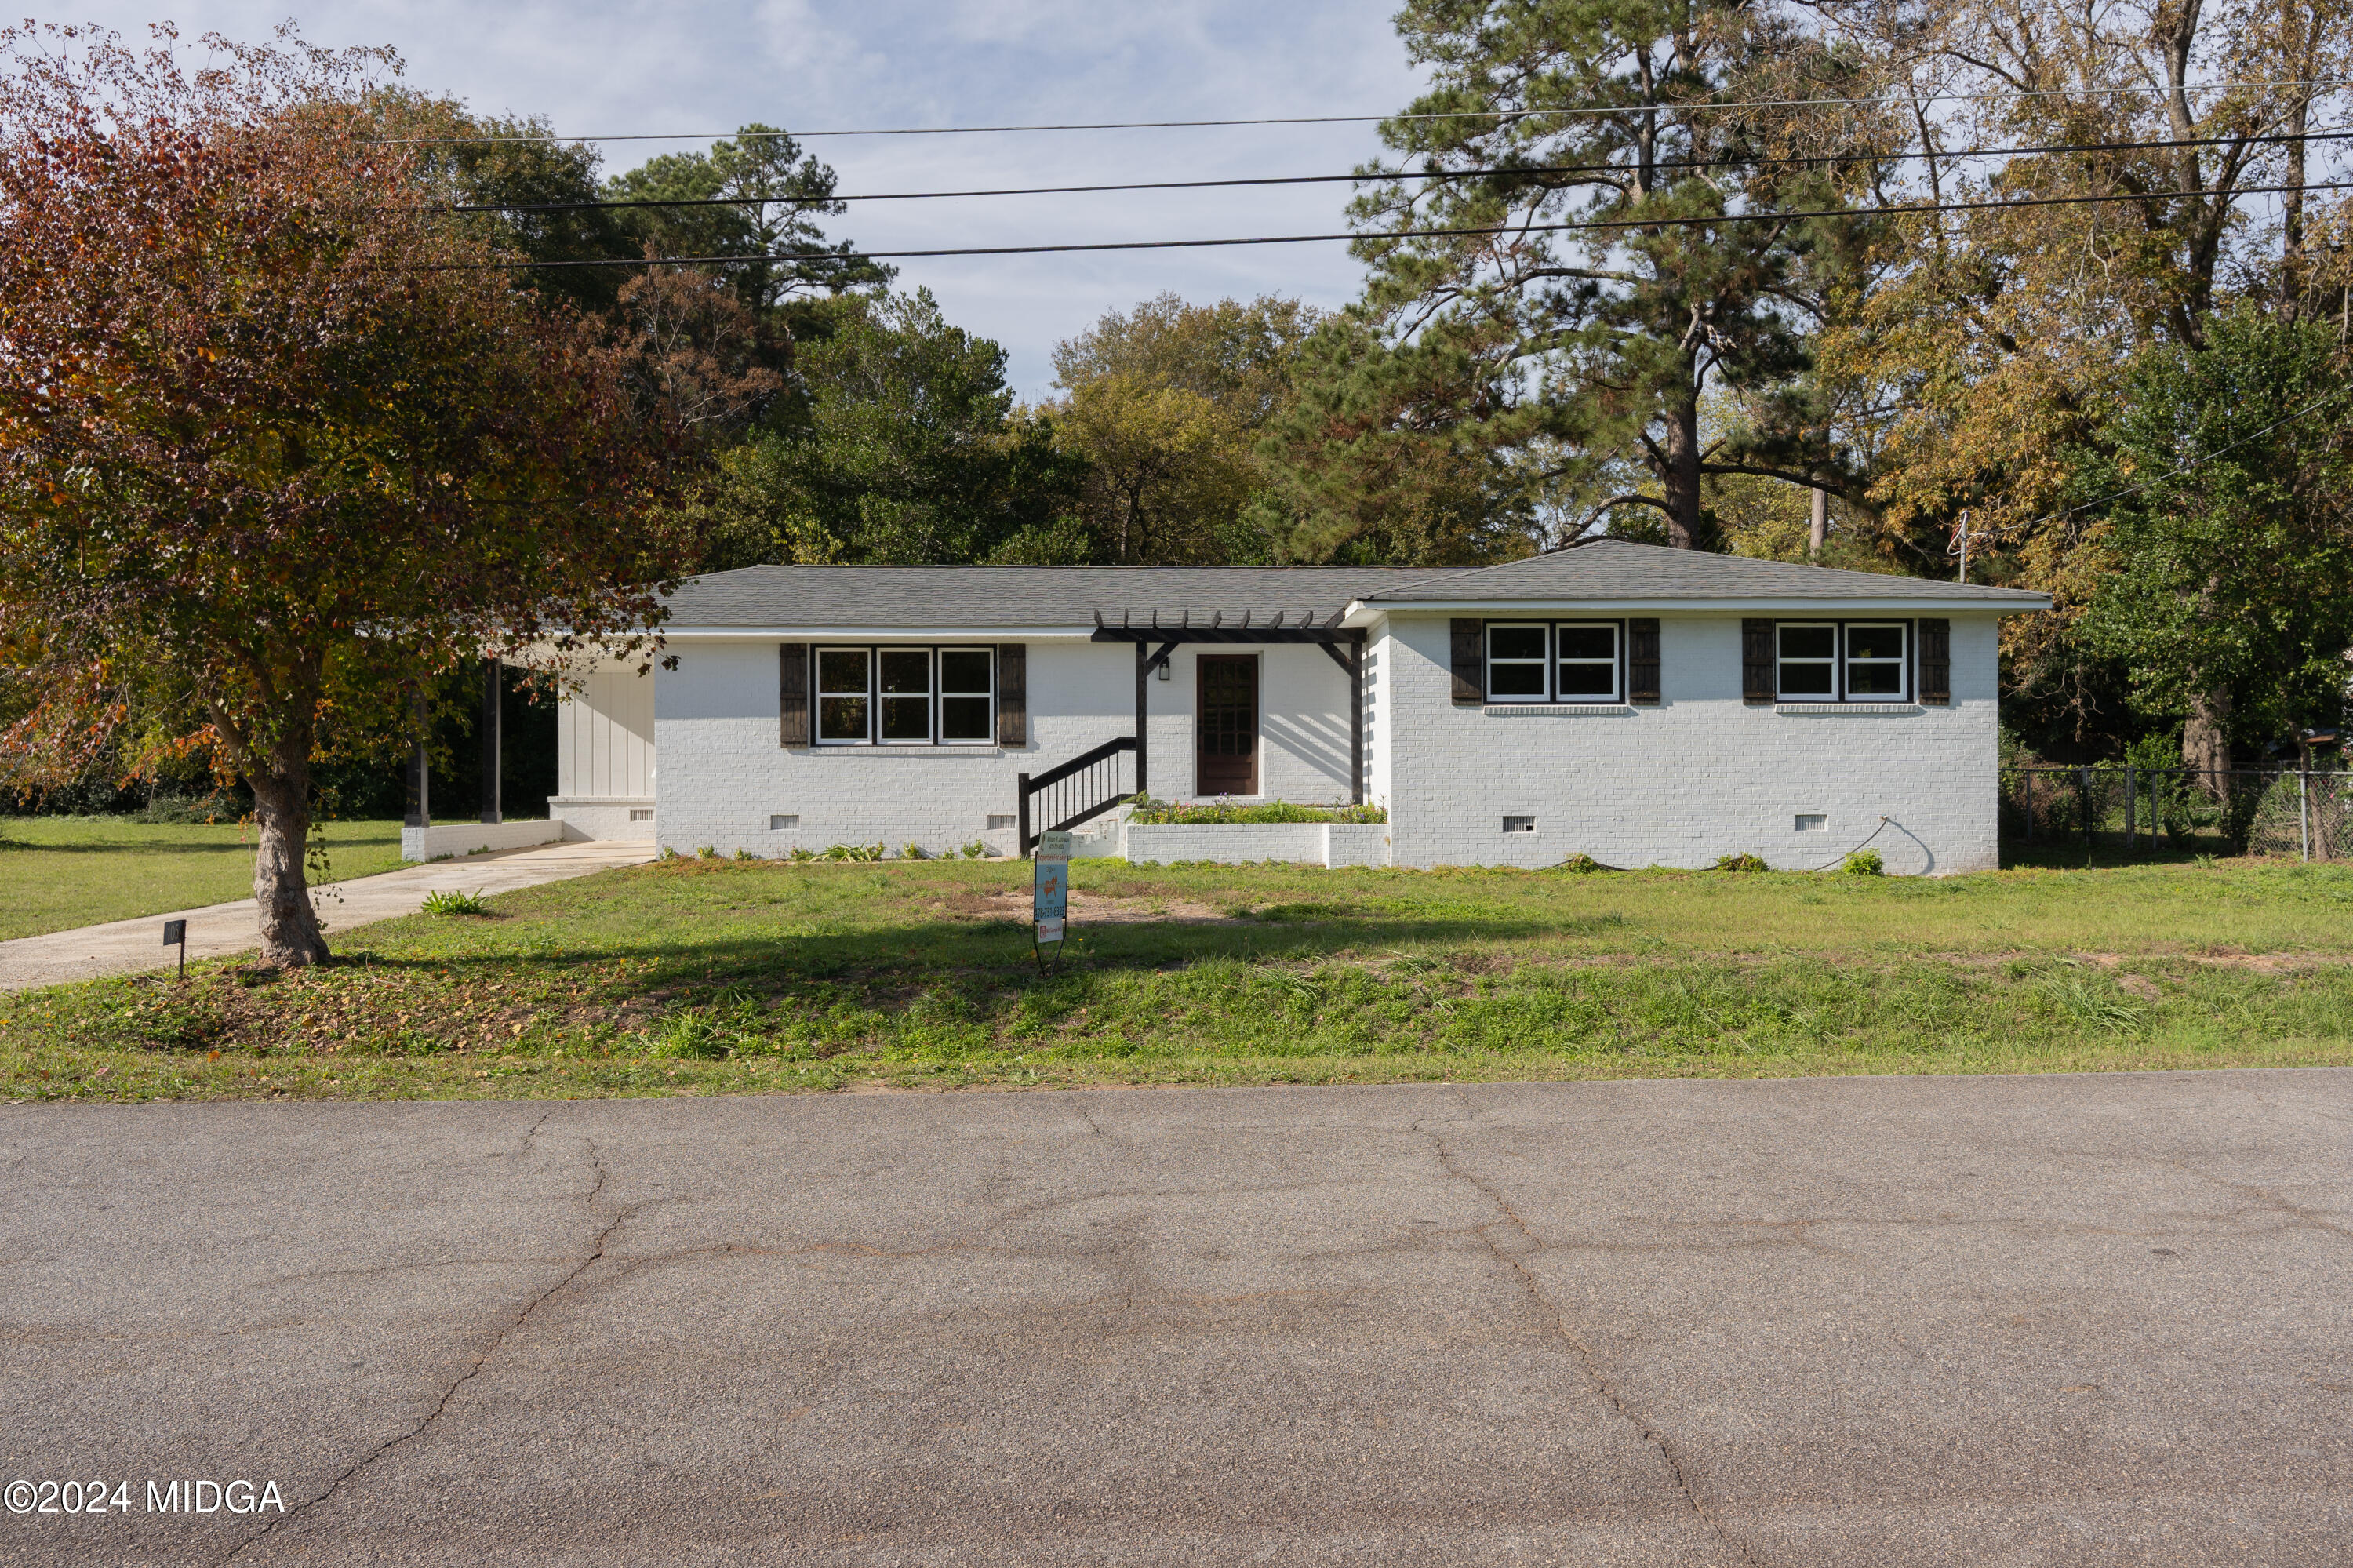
1196,656,1259,795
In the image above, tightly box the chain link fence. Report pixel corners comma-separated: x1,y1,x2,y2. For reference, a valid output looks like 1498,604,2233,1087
2002,765,2350,860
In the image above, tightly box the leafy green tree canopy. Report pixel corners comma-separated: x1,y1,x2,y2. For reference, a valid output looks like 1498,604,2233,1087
690,290,1086,566
1278,0,1887,558
1049,294,1322,563
0,24,693,966
2078,305,2353,764
605,125,892,314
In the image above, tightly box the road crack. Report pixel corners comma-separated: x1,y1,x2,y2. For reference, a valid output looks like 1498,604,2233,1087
1413,1096,1762,1568
220,1115,624,1565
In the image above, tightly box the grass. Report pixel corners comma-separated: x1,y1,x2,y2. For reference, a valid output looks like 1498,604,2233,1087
0,818,408,940
5,853,2351,1103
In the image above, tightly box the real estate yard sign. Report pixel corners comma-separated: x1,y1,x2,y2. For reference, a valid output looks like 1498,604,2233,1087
1033,830,1071,962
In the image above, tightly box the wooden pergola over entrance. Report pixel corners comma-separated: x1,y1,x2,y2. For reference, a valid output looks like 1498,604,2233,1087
1087,609,1369,806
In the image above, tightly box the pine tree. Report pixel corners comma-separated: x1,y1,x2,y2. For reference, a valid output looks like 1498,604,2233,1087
1283,0,1887,555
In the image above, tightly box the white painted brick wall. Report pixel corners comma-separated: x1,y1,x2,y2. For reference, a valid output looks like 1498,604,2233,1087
401,819,564,862
547,799,655,842
642,637,1360,859
1122,821,1389,867
1373,613,2004,875
573,613,2007,871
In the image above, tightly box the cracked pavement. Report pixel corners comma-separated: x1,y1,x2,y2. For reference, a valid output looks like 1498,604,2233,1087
2,1071,2350,1565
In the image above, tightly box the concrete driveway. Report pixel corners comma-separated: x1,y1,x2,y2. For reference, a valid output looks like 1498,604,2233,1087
1,1071,2347,1566
0,839,655,992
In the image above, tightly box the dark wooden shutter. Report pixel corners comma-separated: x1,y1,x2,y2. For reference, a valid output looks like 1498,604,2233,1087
779,642,809,747
1918,617,1951,705
996,643,1027,745
1627,617,1660,705
1741,619,1775,705
1450,619,1485,704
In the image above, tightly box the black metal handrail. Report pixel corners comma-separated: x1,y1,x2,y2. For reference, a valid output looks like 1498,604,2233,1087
1018,736,1137,857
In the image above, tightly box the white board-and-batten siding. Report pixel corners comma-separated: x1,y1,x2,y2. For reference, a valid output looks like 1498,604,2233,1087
549,662,655,842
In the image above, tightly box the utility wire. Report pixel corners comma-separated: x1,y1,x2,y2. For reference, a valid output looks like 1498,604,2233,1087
2012,383,2352,533
439,127,2353,214
371,77,2353,145
411,178,2353,270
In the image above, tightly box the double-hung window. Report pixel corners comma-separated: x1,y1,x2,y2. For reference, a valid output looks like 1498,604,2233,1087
1486,624,1549,698
1776,624,1837,697
816,648,873,743
1555,623,1620,699
1844,624,1907,697
938,649,995,742
877,649,932,743
1774,621,1909,701
815,646,997,745
1486,621,1622,703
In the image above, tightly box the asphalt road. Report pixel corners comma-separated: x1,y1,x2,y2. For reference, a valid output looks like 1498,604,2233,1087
2,1072,2348,1566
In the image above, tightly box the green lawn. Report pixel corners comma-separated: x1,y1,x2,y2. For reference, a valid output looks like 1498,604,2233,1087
0,818,407,940
5,853,2351,1102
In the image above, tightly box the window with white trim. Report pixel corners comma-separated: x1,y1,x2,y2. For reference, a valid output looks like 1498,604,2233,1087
1486,624,1548,698
814,646,996,745
1844,623,1907,697
877,648,931,743
1485,620,1626,703
1776,624,1837,697
1775,620,1910,701
816,647,872,743
938,648,995,743
1555,622,1620,700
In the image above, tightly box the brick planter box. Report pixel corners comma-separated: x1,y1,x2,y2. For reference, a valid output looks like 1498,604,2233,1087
1121,821,1387,868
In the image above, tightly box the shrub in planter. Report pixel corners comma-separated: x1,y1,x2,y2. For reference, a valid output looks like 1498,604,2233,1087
1127,795,1387,825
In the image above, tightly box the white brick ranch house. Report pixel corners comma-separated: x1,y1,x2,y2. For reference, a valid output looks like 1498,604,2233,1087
544,540,2048,873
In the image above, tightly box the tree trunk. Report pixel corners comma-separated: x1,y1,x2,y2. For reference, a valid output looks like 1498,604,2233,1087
1662,394,1708,550
2183,683,2231,799
250,740,329,969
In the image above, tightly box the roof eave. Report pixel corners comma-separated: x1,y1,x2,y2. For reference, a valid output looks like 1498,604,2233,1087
1347,593,2050,618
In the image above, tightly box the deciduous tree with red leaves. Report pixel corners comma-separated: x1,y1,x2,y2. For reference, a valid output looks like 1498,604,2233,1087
0,24,693,966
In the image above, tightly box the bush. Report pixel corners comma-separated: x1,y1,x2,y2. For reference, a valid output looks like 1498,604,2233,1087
1556,853,1608,873
1126,795,1388,826
820,842,885,861
420,888,495,916
959,840,990,860
1715,852,1770,874
1841,849,1886,876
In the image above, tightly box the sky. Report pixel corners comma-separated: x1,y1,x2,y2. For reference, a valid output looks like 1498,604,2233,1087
57,2,1432,398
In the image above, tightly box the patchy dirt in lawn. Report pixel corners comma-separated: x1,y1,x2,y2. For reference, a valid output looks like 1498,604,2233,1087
943,887,1246,926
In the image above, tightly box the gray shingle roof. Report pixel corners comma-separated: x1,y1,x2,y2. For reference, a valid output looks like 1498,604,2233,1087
656,542,2046,630
658,563,1468,628
1363,539,2049,604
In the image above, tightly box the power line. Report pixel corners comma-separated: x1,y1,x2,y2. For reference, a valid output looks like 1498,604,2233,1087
2016,384,2351,533
439,127,2353,214
412,178,2353,270
373,77,2353,145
